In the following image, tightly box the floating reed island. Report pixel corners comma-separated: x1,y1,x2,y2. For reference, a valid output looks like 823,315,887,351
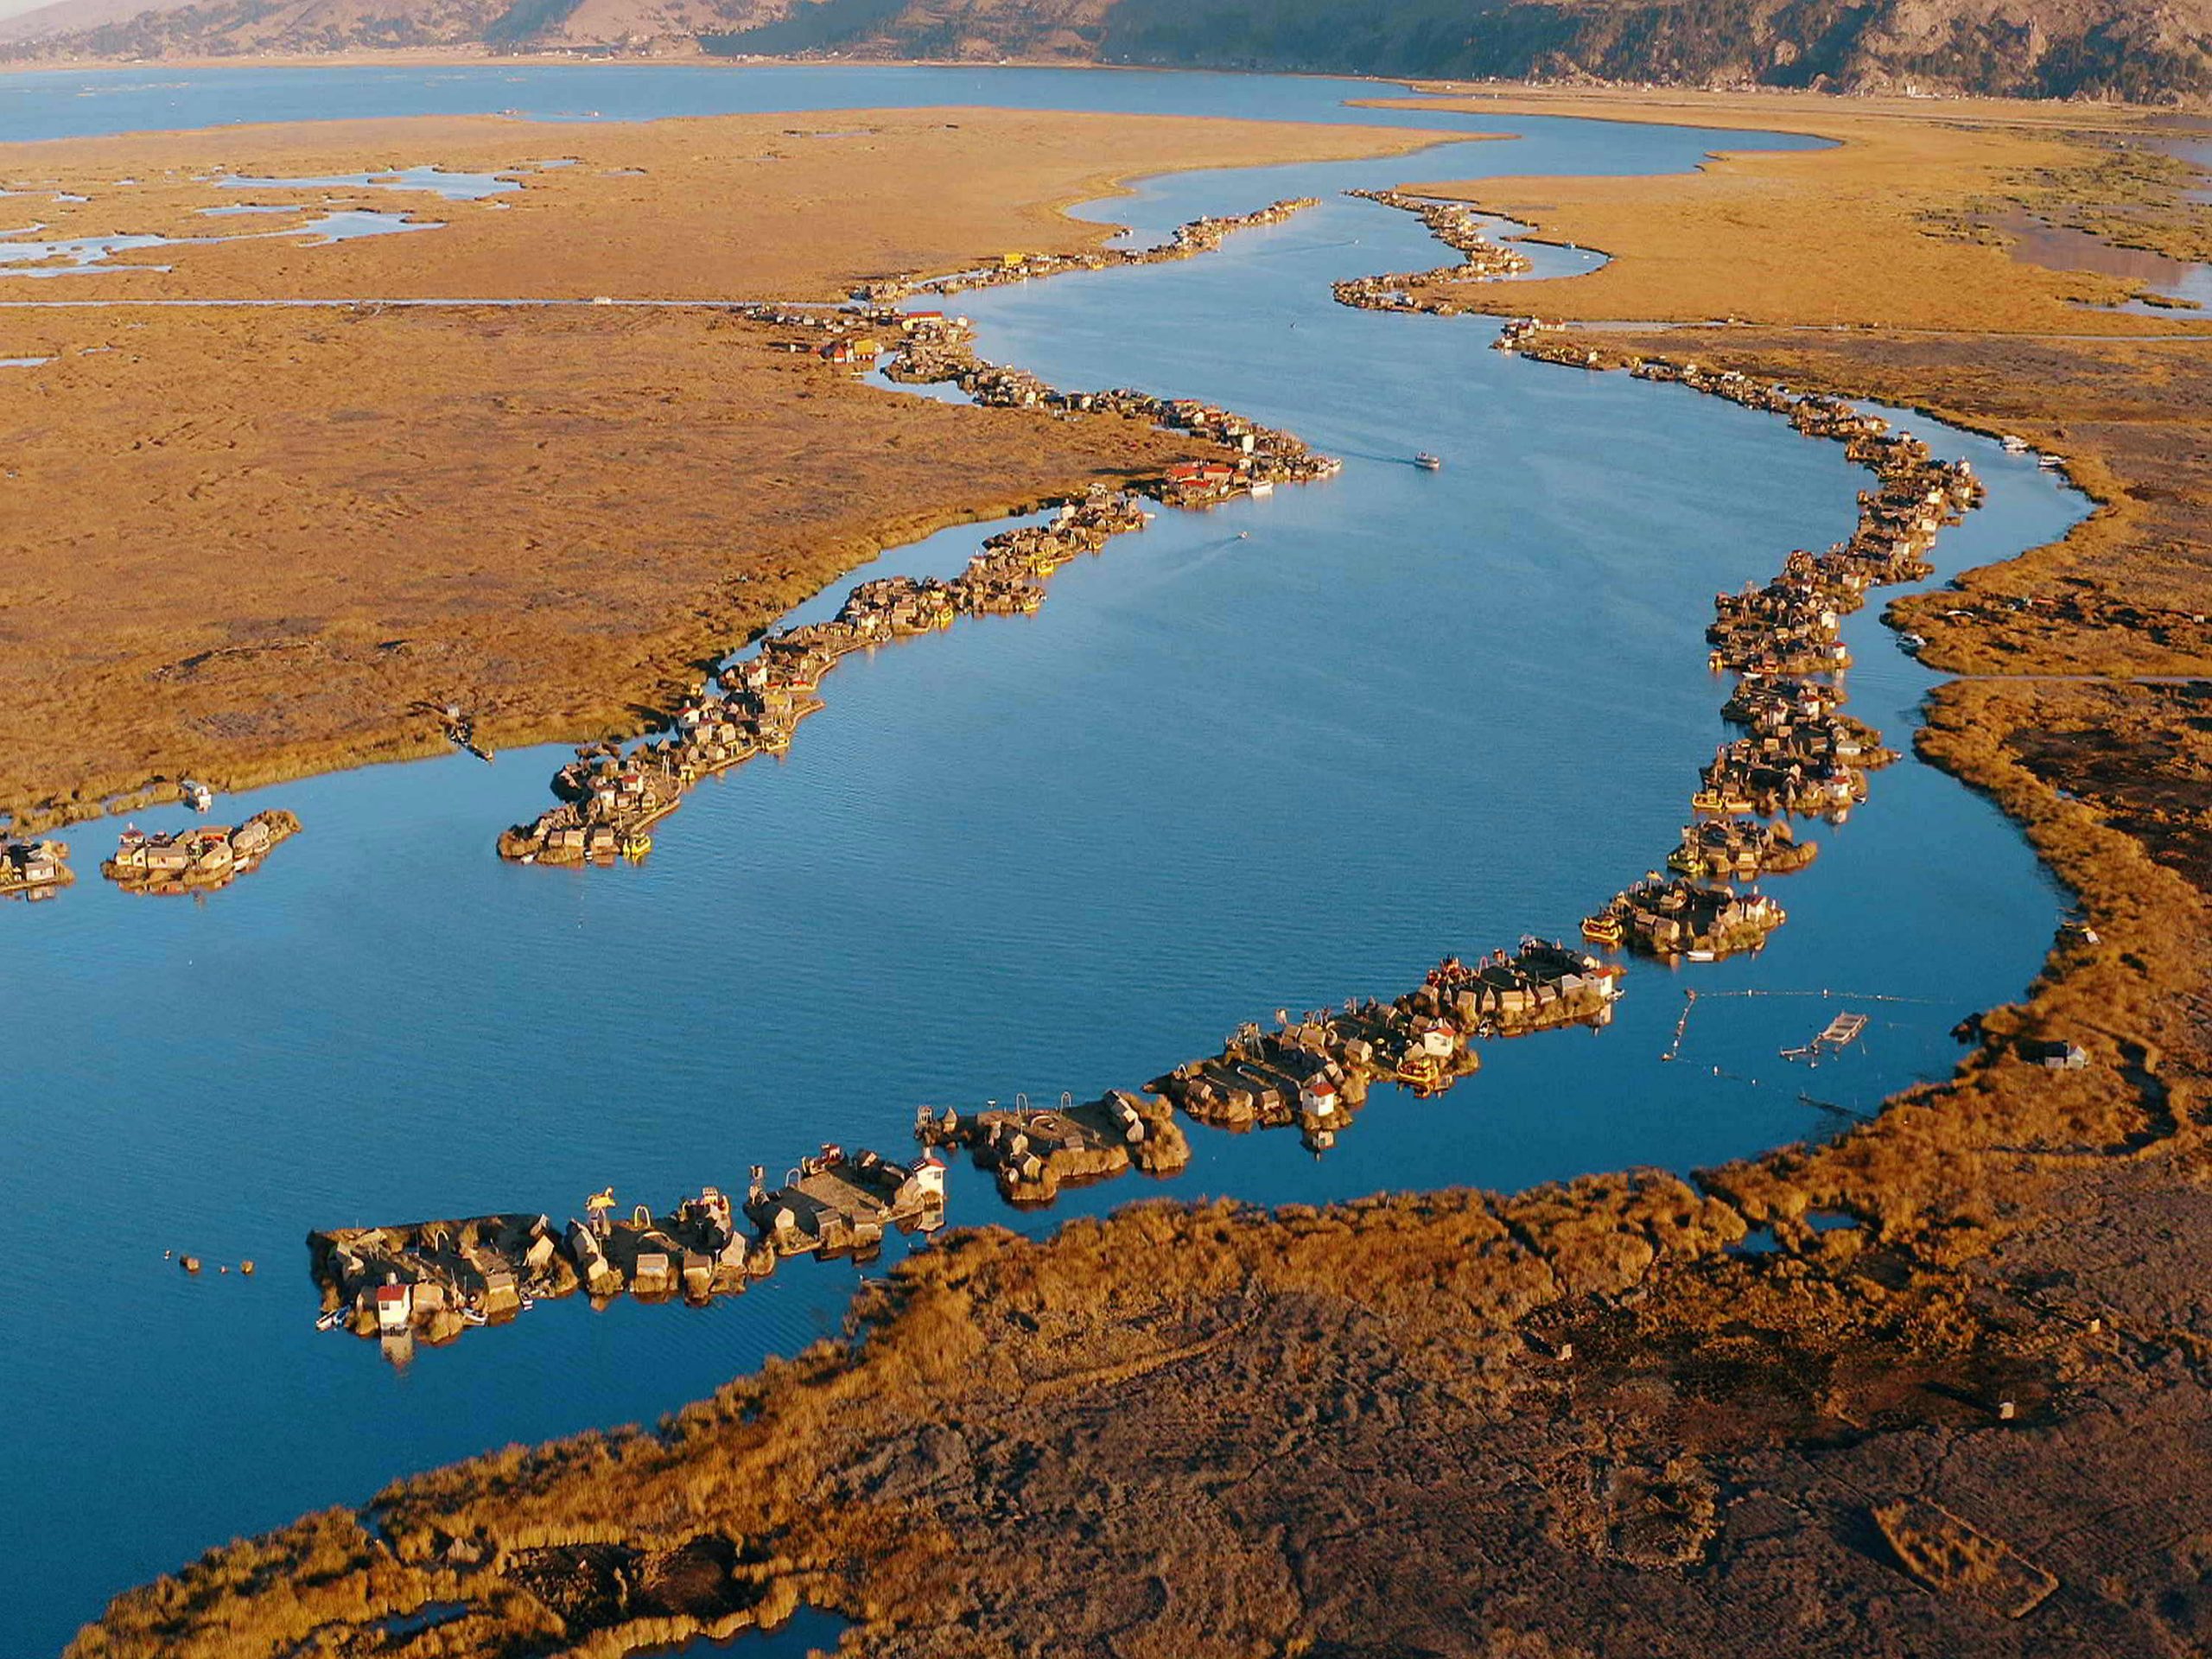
310,940,1624,1354
1313,192,1982,976
1140,938,1621,1142
1454,318,1979,970
101,809,300,895
753,282,1998,1226
1332,188,1535,313
1580,875,1788,962
882,315,1340,500
918,939,1622,1193
849,197,1321,303
499,321,1339,866
916,1089,1189,1205
309,1147,945,1352
1669,814,1816,880
0,835,73,899
1697,738,1867,820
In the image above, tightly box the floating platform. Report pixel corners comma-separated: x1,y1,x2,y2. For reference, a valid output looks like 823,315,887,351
309,1147,941,1353
103,810,300,895
743,1146,946,1258
1782,1010,1869,1064
0,836,73,900
1669,815,1818,880
1586,877,1786,963
917,1090,1188,1205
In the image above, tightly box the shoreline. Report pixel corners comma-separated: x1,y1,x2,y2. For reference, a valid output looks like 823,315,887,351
41,83,2212,1658
0,50,2203,128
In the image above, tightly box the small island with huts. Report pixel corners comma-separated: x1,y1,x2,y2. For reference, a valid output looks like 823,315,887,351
101,810,302,894
0,836,74,900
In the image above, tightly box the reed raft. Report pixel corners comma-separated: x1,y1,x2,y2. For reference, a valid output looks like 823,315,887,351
849,197,1320,303
0,835,73,899
1332,188,1535,313
310,1147,945,1352
102,809,301,895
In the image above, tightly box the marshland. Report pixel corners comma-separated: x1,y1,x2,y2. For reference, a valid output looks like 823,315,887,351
5,63,2202,1659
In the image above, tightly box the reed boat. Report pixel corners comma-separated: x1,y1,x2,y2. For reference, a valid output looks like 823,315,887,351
1691,787,1756,814
1580,912,1624,947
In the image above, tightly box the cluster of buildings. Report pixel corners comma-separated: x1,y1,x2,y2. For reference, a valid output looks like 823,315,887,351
883,315,1340,504
1669,815,1816,880
498,493,1153,864
102,810,300,895
0,836,73,899
1333,188,1535,312
1125,938,1619,1155
501,285,1355,871
1484,326,1983,962
1581,874,1789,961
916,1089,1187,1204
311,1147,946,1357
848,196,1320,304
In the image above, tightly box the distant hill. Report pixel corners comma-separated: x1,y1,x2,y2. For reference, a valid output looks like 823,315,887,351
7,0,2209,104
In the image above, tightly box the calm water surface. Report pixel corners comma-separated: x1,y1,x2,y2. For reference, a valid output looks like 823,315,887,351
0,67,2084,1654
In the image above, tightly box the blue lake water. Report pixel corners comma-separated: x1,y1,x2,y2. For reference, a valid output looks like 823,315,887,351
0,67,2085,1655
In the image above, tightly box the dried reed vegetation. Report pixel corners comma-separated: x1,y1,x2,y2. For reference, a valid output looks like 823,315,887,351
1371,88,2212,334
63,90,2212,1659
0,108,1438,826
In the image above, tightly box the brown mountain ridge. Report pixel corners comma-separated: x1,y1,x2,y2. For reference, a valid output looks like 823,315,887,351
7,0,2211,104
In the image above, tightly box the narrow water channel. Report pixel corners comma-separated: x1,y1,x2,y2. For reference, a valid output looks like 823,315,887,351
0,67,2087,1655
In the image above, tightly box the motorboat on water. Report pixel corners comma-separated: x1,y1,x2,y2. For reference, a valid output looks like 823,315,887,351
1414,453,1443,471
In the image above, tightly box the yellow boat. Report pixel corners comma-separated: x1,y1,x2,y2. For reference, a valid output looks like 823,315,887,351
1581,912,1624,947
1691,788,1752,814
1394,1052,1450,1096
620,834,653,860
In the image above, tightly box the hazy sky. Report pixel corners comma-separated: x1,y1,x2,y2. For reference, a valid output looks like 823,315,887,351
0,0,66,22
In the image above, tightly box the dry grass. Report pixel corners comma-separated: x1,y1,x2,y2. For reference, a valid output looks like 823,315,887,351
0,109,1440,824
0,108,1445,302
0,303,1203,824
1365,89,2212,333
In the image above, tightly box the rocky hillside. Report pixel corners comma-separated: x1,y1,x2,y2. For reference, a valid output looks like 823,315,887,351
6,0,2210,102
727,0,2210,99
